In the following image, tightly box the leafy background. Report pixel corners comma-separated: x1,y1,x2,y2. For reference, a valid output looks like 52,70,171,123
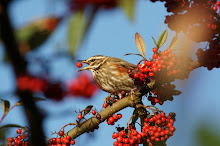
0,0,220,146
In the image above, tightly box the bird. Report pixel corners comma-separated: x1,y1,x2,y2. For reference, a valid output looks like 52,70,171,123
78,55,137,96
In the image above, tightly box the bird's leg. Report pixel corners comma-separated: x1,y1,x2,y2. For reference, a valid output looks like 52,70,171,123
129,88,138,100
104,90,120,104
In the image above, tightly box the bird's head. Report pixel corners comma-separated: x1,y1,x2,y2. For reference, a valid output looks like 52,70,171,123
78,55,109,71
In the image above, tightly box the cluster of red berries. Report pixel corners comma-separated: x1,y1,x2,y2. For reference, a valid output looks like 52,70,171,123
66,73,98,98
128,48,192,105
17,74,65,101
69,0,117,11
107,114,122,125
151,0,220,43
47,136,75,146
148,84,176,105
17,72,98,101
141,112,176,145
128,48,192,86
112,125,142,146
7,128,29,146
17,74,44,92
196,40,220,70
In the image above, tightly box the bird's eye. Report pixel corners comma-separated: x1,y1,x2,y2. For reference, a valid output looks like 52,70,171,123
90,59,95,62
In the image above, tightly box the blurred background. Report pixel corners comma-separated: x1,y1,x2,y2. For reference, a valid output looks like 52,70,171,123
0,0,220,146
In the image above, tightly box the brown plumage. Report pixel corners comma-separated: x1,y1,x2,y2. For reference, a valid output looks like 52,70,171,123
79,55,137,94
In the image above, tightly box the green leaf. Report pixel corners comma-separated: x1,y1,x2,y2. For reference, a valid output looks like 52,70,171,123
15,97,45,106
196,124,220,146
83,105,93,116
124,53,145,59
151,36,158,49
16,17,61,51
0,124,23,130
68,11,86,55
119,0,135,21
169,33,178,50
157,30,168,49
1,99,10,115
172,90,182,95
131,109,139,124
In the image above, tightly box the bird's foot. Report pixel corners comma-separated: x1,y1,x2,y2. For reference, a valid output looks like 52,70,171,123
104,92,118,104
129,88,138,100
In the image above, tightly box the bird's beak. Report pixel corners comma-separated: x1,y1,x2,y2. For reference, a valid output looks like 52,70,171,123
78,60,90,72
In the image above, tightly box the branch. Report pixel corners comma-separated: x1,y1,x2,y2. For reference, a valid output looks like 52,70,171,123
66,91,142,139
0,2,46,146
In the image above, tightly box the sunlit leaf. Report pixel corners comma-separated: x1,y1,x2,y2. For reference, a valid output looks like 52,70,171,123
0,99,10,115
157,30,168,49
83,105,93,116
196,124,220,146
169,33,178,50
119,0,135,21
15,97,46,106
0,124,23,130
131,109,139,124
135,33,146,59
151,36,158,49
68,10,86,56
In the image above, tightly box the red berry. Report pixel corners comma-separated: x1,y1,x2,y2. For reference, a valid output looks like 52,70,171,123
153,54,158,59
161,137,165,141
133,73,139,79
149,72,154,77
217,2,220,6
113,114,118,120
117,136,123,142
131,130,138,136
169,126,175,132
156,120,161,125
16,129,22,134
17,135,22,140
129,139,134,144
160,112,165,117
137,134,142,139
21,133,26,139
78,114,83,120
109,117,115,123
114,141,119,146
66,135,71,140
7,137,14,142
117,114,122,119
152,47,157,53
123,138,129,144
76,62,83,68
145,61,152,66
167,122,173,128
120,130,126,136
58,130,64,136
103,103,107,108
212,24,217,29
160,131,165,137
70,139,75,145
113,132,119,138
213,6,218,11
56,138,61,144
92,110,96,115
